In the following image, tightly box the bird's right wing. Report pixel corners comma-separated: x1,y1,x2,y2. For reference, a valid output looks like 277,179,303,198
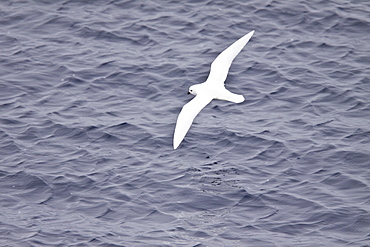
173,95,213,149
206,30,255,85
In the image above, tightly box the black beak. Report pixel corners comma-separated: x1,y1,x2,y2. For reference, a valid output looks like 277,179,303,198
187,92,191,95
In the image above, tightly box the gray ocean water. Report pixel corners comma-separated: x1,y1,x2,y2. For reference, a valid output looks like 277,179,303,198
1,0,370,246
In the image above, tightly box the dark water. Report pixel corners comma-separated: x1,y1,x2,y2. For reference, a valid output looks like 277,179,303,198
1,0,370,246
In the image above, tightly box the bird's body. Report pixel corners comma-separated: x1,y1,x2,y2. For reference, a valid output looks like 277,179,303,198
173,30,255,149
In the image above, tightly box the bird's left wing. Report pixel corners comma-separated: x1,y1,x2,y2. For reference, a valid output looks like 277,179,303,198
173,95,213,149
206,30,255,85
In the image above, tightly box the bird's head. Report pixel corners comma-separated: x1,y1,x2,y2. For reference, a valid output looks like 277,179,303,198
188,84,200,96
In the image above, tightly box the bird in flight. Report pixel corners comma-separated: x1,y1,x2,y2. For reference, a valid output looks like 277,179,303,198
173,30,255,149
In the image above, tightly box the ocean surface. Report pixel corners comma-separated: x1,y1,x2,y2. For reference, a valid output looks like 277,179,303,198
1,0,370,246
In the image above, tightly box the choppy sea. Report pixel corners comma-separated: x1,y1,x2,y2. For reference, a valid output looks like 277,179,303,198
1,0,370,246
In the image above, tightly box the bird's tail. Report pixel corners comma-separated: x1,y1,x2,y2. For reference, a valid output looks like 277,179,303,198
216,88,245,103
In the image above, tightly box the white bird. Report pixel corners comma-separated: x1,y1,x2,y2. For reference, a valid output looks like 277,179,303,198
173,30,255,149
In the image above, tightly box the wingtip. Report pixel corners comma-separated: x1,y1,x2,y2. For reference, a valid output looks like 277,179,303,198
173,139,180,150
